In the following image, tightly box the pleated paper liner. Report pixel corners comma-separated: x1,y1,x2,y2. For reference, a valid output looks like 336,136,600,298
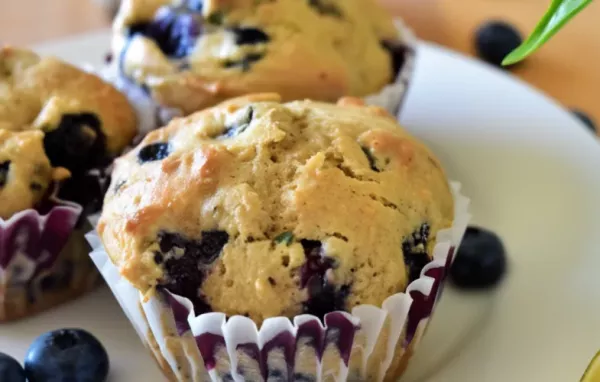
87,182,469,381
0,194,100,322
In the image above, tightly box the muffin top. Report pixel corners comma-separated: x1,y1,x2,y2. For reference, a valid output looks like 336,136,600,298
0,130,70,220
112,0,407,114
98,94,454,323
0,46,137,174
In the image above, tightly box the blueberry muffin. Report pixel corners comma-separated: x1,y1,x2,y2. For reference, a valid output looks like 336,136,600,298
0,129,69,219
98,93,454,324
0,46,137,321
0,46,137,174
110,0,410,115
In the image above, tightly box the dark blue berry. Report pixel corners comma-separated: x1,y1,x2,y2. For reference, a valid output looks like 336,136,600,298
571,109,597,133
58,172,110,217
222,107,254,137
403,223,431,283
308,0,343,17
128,6,202,58
475,21,523,67
24,328,109,382
43,113,107,173
361,146,379,172
138,142,171,163
0,161,10,188
0,353,26,382
381,40,409,77
299,240,349,319
223,53,264,71
450,226,507,289
158,230,229,314
230,27,269,45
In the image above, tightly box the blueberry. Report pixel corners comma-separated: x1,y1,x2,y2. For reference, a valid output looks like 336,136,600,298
128,6,202,58
307,0,343,17
571,109,597,133
223,53,264,71
43,113,107,173
0,160,10,188
24,328,109,382
450,226,507,289
403,223,431,283
158,230,229,314
361,146,379,172
475,21,523,67
222,107,254,137
230,27,269,45
381,40,409,77
299,240,349,319
138,142,171,163
0,352,26,382
58,172,109,216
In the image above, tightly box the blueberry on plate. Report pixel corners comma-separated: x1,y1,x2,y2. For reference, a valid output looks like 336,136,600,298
475,21,523,67
450,226,507,289
571,109,597,133
24,328,109,382
0,352,26,382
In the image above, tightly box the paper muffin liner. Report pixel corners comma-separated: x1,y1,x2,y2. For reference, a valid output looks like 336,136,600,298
0,194,101,322
363,18,417,118
86,182,470,381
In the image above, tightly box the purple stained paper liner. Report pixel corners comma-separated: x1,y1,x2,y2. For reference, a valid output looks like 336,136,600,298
0,196,100,322
364,18,417,118
88,182,470,381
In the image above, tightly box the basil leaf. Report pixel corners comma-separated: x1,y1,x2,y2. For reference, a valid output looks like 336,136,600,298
502,0,592,66
274,231,294,245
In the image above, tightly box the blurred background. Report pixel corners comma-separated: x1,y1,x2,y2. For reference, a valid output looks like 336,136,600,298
0,0,598,132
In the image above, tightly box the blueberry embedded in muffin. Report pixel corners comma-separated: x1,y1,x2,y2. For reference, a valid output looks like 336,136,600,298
111,0,408,114
98,94,454,323
0,129,70,219
0,46,137,174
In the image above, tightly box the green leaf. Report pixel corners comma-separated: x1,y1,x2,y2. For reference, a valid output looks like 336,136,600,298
274,231,294,245
502,0,592,66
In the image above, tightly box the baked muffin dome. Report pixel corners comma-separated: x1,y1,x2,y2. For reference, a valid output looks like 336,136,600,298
98,94,453,323
0,46,137,174
0,130,70,219
111,0,408,114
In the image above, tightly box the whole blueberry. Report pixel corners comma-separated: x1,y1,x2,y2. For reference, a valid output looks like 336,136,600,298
571,109,597,133
475,21,523,67
450,226,507,289
0,353,26,382
24,328,109,382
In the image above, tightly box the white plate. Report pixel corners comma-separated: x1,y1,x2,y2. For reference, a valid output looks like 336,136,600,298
1,30,599,382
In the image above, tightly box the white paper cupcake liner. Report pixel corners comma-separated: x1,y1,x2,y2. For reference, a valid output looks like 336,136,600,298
363,18,417,118
0,195,99,321
86,182,470,381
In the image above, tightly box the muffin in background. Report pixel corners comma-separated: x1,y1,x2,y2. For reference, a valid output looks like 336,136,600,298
109,0,414,117
0,46,138,321
93,94,469,381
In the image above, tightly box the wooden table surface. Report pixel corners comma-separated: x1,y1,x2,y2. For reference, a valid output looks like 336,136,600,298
0,0,598,132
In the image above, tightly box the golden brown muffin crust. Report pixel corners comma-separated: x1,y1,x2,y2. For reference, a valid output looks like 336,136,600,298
0,46,137,155
0,129,69,219
112,0,401,114
99,94,453,323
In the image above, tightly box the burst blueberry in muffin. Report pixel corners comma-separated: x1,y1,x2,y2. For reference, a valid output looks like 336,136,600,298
98,93,454,323
110,0,412,115
0,46,137,174
0,46,137,321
